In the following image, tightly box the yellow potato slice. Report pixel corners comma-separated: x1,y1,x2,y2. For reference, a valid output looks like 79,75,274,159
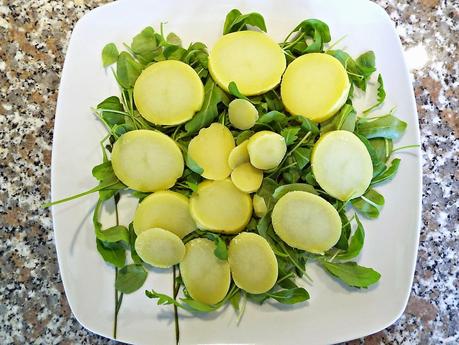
253,194,268,218
231,163,263,193
190,179,252,234
281,53,350,122
209,31,286,96
188,123,235,180
228,99,259,130
272,191,341,254
312,130,373,201
111,130,184,192
133,60,204,125
180,238,230,305
133,191,196,237
135,228,185,268
247,131,287,170
228,232,278,294
228,140,250,170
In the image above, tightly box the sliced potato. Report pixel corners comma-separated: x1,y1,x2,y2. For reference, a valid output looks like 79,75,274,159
188,123,235,180
228,140,250,170
190,179,252,234
253,194,268,218
135,228,185,268
134,60,204,125
272,191,341,254
133,191,196,237
180,238,230,305
231,163,263,193
281,53,350,122
247,131,287,170
209,31,286,96
228,232,278,294
112,130,184,192
228,99,259,130
312,130,373,201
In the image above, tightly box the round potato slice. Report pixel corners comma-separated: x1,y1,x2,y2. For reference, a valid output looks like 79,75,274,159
312,130,373,201
228,232,278,294
231,163,263,193
112,130,184,192
253,194,268,218
133,191,196,237
188,123,235,180
272,191,341,254
281,53,350,122
209,31,286,96
228,99,259,130
190,179,252,234
134,60,204,125
180,238,231,305
135,228,185,268
228,140,250,170
247,131,287,170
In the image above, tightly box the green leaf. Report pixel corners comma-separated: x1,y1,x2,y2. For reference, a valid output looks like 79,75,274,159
128,223,142,264
284,19,331,55
228,81,250,101
291,115,320,134
266,287,310,304
281,127,300,146
334,211,351,250
96,240,125,268
320,261,381,288
166,32,182,46
256,111,288,126
369,138,393,163
320,104,356,133
185,79,228,134
204,234,228,260
223,9,267,34
92,161,116,181
185,154,204,174
96,225,130,244
357,115,407,140
236,130,254,144
131,27,159,63
180,298,217,312
273,183,317,201
115,264,147,293
364,74,386,114
351,188,385,219
116,52,143,89
145,290,217,312
335,215,365,261
356,134,386,178
96,96,125,126
292,147,311,169
256,178,278,210
102,43,119,67
371,158,401,186
356,51,376,76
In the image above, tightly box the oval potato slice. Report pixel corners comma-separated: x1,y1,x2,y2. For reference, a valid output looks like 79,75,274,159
231,163,263,193
228,99,259,130
247,131,287,170
228,140,250,170
253,194,268,218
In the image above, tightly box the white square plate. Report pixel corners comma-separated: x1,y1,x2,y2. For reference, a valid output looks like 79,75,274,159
51,0,422,344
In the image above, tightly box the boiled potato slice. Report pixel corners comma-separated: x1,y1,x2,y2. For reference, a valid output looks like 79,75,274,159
190,179,252,234
247,131,287,170
209,31,286,96
231,163,263,193
133,191,196,237
180,238,231,305
312,130,373,201
112,130,184,192
134,60,204,125
188,123,235,180
253,194,268,218
228,99,259,130
228,232,278,294
281,53,350,122
135,228,185,268
272,191,341,254
228,140,250,170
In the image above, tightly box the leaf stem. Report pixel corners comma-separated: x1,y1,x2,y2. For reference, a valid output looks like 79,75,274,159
391,144,420,154
173,265,180,345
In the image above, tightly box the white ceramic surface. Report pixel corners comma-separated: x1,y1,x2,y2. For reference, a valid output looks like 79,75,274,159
51,0,422,344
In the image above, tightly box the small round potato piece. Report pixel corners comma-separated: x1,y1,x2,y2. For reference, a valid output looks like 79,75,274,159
190,179,252,234
133,191,196,238
111,130,184,192
228,99,259,130
188,123,235,180
228,232,278,294
253,194,268,218
135,228,185,268
180,238,231,305
247,131,287,170
272,191,341,254
231,163,263,193
228,140,250,170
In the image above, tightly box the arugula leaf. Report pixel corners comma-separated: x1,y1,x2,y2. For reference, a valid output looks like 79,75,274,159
203,233,228,260
356,134,386,178
281,127,300,146
166,32,182,46
371,158,401,186
228,81,250,101
265,287,310,304
364,74,386,114
116,52,143,89
96,225,130,244
96,96,125,126
320,261,381,288
185,79,228,133
115,264,148,293
185,153,204,175
236,130,254,144
128,223,142,264
256,178,278,211
131,27,160,64
335,215,365,261
102,43,119,67
351,188,385,219
320,104,356,133
283,19,331,57
369,138,393,163
291,115,320,134
223,9,267,34
292,147,311,169
256,111,288,127
96,240,125,268
334,211,352,250
356,114,407,140
273,183,317,201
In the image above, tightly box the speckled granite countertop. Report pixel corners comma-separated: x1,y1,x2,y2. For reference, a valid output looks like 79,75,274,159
0,0,458,344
